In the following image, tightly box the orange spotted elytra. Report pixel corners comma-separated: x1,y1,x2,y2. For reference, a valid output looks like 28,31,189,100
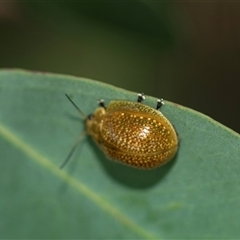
60,93,178,169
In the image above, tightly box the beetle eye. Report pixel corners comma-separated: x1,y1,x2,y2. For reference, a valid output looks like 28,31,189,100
87,114,93,120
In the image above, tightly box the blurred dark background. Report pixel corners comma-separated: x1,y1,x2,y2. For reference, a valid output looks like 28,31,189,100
0,2,239,132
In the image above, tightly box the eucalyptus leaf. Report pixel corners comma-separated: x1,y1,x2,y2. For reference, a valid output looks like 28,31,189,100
0,70,240,238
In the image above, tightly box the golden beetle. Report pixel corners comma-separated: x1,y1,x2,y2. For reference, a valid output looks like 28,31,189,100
60,93,178,169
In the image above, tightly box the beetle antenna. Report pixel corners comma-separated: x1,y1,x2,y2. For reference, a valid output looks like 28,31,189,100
65,94,85,119
60,131,86,169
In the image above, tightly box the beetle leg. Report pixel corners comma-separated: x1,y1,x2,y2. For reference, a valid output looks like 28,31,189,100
137,93,145,103
98,99,106,109
156,98,164,110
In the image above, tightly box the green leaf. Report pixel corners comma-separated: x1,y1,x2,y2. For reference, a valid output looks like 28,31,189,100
0,69,240,238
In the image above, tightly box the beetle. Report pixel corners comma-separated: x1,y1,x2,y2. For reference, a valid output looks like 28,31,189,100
60,93,178,169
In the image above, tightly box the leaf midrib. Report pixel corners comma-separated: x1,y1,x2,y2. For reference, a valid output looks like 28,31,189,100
0,120,158,239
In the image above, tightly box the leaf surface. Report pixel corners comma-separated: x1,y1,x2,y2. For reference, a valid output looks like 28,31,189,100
0,69,240,238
